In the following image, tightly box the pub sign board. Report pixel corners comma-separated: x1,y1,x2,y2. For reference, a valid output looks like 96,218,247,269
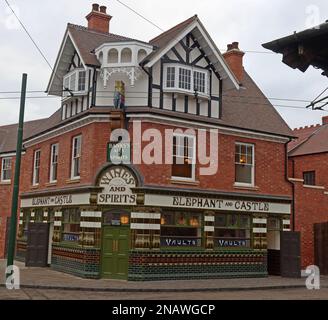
98,166,137,205
107,142,131,164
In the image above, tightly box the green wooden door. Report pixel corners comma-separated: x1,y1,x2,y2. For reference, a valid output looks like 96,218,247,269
101,226,130,280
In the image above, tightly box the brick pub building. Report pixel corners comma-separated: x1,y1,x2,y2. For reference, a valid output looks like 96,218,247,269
0,4,294,280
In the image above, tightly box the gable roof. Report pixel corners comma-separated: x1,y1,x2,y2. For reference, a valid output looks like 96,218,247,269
144,16,240,90
288,123,328,157
47,23,149,95
150,15,198,48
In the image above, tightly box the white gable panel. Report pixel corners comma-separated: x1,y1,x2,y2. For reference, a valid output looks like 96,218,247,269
47,31,86,96
145,19,240,90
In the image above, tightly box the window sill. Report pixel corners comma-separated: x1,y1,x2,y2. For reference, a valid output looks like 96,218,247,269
303,184,325,190
233,183,259,191
171,179,200,186
0,181,11,185
66,178,80,184
31,184,40,190
163,88,210,100
46,182,57,187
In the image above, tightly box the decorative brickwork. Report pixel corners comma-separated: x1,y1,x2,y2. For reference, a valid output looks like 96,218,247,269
128,250,267,281
51,245,101,279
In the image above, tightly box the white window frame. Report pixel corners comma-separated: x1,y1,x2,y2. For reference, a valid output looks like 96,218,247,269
71,136,82,180
33,150,41,186
163,64,209,97
50,144,59,183
63,68,88,98
1,157,12,183
171,133,196,182
234,143,255,187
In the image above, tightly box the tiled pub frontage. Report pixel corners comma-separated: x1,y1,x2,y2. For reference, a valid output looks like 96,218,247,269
17,165,291,281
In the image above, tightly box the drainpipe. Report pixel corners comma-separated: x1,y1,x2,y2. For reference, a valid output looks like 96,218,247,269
285,139,295,232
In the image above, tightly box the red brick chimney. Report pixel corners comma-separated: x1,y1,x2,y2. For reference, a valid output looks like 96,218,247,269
86,3,112,33
322,116,328,125
223,42,245,84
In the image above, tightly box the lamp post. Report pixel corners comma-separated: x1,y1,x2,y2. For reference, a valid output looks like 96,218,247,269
6,73,27,278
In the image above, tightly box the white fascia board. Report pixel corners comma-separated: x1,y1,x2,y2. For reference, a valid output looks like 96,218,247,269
144,20,240,90
47,30,88,96
47,30,70,94
95,41,153,53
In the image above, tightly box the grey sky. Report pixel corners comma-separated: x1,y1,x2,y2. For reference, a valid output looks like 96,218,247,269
0,0,327,129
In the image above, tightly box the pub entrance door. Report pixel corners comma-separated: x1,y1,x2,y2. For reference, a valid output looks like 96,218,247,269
25,223,50,267
101,226,130,280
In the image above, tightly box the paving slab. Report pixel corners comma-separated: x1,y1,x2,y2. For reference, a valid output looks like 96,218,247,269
1,260,327,292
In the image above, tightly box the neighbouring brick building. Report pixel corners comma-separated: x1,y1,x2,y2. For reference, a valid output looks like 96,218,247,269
288,116,328,272
263,22,328,275
0,4,295,280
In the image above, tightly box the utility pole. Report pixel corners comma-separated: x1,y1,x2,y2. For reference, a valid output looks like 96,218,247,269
6,74,27,278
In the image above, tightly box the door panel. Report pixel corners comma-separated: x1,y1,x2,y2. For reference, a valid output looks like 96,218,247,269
26,223,50,267
280,231,301,278
101,226,129,279
314,222,328,275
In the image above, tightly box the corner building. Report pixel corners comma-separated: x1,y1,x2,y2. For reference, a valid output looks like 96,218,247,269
0,4,294,280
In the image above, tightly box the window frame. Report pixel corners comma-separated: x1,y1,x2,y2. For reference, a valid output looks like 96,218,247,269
32,150,41,186
213,213,252,249
163,64,209,97
303,171,316,186
49,143,59,183
234,142,255,187
160,211,203,249
171,133,196,182
71,135,82,180
1,157,12,183
63,68,88,98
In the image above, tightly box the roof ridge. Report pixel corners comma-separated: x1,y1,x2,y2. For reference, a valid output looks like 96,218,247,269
149,15,198,44
293,123,321,131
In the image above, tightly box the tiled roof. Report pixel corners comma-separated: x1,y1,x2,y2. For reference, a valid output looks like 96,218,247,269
289,123,328,157
221,70,294,137
0,109,61,154
67,23,150,66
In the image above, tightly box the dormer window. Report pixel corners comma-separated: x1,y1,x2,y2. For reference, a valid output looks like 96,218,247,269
164,64,209,97
63,69,88,97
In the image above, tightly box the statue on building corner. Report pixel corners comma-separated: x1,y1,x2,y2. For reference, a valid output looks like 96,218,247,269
113,80,126,109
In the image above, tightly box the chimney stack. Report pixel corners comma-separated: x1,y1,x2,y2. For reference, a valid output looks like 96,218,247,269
223,42,245,84
86,3,112,33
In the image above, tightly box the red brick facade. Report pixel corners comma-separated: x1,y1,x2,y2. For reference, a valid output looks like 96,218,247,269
289,152,328,269
0,120,293,258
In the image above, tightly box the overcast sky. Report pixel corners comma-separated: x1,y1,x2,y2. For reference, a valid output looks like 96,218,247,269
0,0,327,129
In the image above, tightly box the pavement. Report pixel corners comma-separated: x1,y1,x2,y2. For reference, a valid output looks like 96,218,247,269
1,260,328,293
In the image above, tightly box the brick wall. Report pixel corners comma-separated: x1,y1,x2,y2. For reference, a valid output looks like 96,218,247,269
0,158,15,258
291,153,328,188
289,153,328,268
0,119,292,258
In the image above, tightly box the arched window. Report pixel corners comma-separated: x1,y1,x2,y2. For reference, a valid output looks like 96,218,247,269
98,51,104,64
121,48,132,63
108,49,119,64
137,49,147,63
